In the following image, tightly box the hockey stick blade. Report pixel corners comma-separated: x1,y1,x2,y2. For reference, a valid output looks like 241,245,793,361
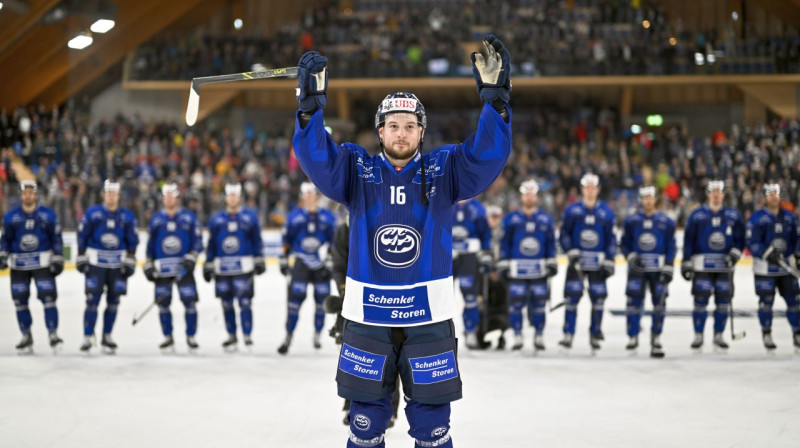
132,301,156,326
549,301,565,312
184,66,298,126
732,331,746,340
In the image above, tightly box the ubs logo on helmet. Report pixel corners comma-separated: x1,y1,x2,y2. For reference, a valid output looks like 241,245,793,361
20,234,39,251
519,237,541,256
375,224,420,268
579,230,600,249
452,225,469,240
222,236,240,254
301,236,321,252
637,233,657,251
161,236,182,255
707,232,726,251
353,414,371,431
101,233,120,249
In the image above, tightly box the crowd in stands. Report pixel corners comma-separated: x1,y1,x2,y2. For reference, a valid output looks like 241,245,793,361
129,0,800,81
2,98,799,232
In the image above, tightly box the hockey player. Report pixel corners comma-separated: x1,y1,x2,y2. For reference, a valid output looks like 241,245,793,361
277,182,336,355
619,186,676,358
451,198,492,349
203,183,265,350
143,183,203,350
681,180,745,350
559,173,616,350
745,183,800,350
292,33,511,448
0,181,65,352
76,179,139,353
497,179,557,351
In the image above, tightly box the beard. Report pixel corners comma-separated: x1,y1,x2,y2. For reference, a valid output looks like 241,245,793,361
383,141,418,164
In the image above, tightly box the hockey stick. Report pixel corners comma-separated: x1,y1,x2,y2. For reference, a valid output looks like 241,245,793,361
185,66,298,126
132,268,187,326
728,269,746,341
777,258,800,279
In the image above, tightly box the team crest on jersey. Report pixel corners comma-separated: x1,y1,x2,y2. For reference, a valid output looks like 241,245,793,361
637,233,657,251
101,233,120,249
452,225,469,240
222,236,240,254
301,236,322,252
519,237,541,256
162,236,183,255
20,234,40,251
579,229,600,249
374,224,421,268
708,232,726,251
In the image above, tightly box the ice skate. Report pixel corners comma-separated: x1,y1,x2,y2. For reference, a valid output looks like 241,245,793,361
511,334,523,351
101,334,117,354
277,333,292,355
794,331,800,353
465,331,479,349
222,334,238,351
16,332,33,354
186,336,199,350
80,335,94,353
313,332,321,349
762,331,776,351
533,333,545,351
712,332,729,350
558,333,573,349
625,335,639,351
159,335,175,351
690,333,704,350
496,335,506,350
650,334,664,358
589,333,602,350
48,332,63,351
244,334,253,347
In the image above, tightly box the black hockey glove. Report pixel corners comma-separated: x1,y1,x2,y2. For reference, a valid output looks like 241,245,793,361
680,260,693,281
122,253,136,278
762,245,783,266
546,259,558,278
144,259,157,282
626,253,645,273
601,259,615,279
279,255,290,277
76,253,89,274
659,265,674,284
471,33,511,104
566,249,582,275
296,51,328,113
495,259,510,281
254,257,266,276
202,261,214,283
725,248,742,269
50,255,64,276
183,252,198,275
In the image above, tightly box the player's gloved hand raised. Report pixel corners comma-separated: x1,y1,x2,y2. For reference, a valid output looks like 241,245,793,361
762,245,783,265
122,254,136,278
725,249,741,269
144,259,157,282
202,261,214,283
680,260,693,281
279,255,290,277
546,260,558,278
254,257,266,276
183,252,198,274
659,265,674,284
601,259,615,279
627,253,645,272
50,255,64,276
471,33,511,104
478,251,494,275
566,249,582,274
76,253,89,274
296,51,328,113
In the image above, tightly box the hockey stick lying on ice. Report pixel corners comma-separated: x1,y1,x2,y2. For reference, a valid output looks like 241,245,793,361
132,268,187,326
777,258,800,279
185,66,298,126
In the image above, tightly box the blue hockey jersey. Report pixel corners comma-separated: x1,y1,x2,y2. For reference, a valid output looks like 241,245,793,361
452,199,491,255
292,102,511,327
683,205,745,272
499,209,556,279
746,208,799,276
283,207,336,270
1,206,63,270
146,209,203,277
206,209,263,275
559,201,616,271
620,211,677,272
78,205,139,268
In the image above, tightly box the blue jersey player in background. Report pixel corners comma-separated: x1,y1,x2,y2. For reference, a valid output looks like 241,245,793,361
144,183,203,351
76,179,139,353
0,181,64,353
451,198,492,349
292,33,511,448
619,186,676,358
277,181,336,355
498,179,557,352
559,173,616,351
203,183,266,351
745,183,800,351
681,180,745,351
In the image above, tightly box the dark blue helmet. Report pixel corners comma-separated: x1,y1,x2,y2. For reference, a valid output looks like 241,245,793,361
375,92,427,130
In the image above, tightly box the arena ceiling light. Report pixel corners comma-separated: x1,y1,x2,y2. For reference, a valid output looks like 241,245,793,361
90,19,115,33
0,3,4,11
67,32,93,50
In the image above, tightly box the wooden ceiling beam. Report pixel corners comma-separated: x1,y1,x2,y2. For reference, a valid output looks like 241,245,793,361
0,0,62,56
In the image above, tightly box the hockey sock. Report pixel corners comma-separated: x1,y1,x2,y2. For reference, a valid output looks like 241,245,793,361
14,300,33,334
757,296,774,331
42,297,58,333
692,296,709,334
222,298,237,334
286,299,303,333
529,299,546,334
185,302,198,336
405,400,453,448
238,296,252,336
509,300,524,335
463,294,479,333
590,297,605,335
713,301,730,334
159,305,173,336
626,296,644,337
314,299,326,333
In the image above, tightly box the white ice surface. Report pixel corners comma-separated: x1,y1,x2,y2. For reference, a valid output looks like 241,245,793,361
1,265,798,448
